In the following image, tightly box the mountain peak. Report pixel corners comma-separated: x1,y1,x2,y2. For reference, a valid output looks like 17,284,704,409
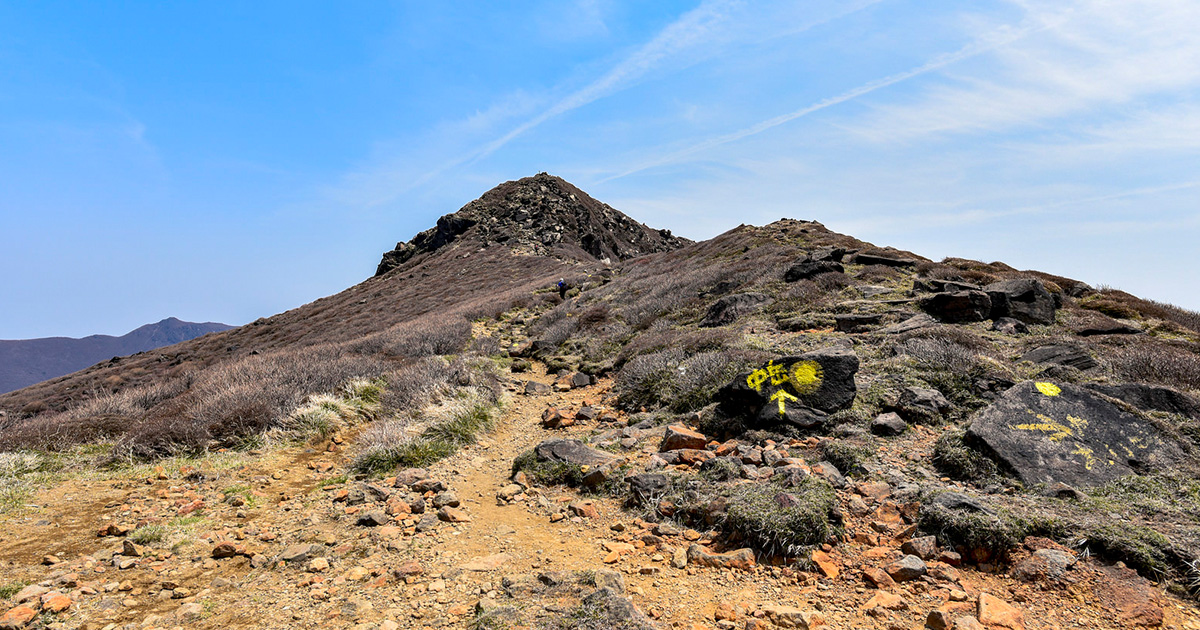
375,173,688,276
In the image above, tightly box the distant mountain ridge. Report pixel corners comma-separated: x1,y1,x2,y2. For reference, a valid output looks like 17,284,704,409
0,318,233,394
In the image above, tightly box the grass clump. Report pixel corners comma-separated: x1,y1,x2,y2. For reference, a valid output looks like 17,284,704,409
128,524,167,545
352,398,499,476
539,589,654,630
1076,522,1174,578
819,440,871,475
932,429,999,482
724,478,837,556
511,450,587,487
699,457,742,483
918,495,1030,560
0,580,29,600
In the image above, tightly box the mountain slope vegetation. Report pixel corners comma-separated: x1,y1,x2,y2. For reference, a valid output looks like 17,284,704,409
2,173,1200,629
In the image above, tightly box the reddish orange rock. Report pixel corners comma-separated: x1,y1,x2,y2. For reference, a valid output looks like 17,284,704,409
862,566,895,589
810,550,840,579
0,605,38,628
41,593,72,614
863,591,907,611
686,545,755,571
977,593,1024,630
659,425,708,451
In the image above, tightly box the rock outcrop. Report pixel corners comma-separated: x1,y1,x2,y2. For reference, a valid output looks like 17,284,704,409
376,173,688,275
965,381,1185,487
714,347,858,434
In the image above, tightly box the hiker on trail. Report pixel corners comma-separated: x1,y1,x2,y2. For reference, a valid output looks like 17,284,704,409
557,278,568,299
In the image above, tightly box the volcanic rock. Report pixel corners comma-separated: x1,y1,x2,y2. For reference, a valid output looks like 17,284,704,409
784,260,844,282
985,278,1056,325
700,293,774,328
714,347,858,435
920,291,992,323
532,439,618,468
965,381,1184,487
1020,344,1098,371
376,173,688,275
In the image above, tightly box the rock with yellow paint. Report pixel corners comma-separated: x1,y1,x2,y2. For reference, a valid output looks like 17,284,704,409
712,347,858,436
965,381,1185,487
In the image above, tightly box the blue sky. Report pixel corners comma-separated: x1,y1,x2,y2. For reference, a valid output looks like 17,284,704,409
2,0,1198,338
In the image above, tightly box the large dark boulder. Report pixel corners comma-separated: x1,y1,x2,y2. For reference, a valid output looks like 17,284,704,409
854,253,917,267
714,347,858,433
913,279,982,293
784,260,844,282
627,473,669,505
835,313,882,333
533,439,618,467
809,246,845,262
984,279,1056,325
965,381,1186,487
700,293,773,328
919,290,992,323
894,386,951,423
1021,344,1099,371
1086,383,1200,419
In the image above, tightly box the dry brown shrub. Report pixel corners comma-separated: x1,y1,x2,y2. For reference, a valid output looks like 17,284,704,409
916,262,962,279
1081,289,1200,334
1106,342,1200,391
815,272,855,292
856,264,901,282
784,280,824,303
382,357,457,411
897,325,993,352
351,316,472,358
895,337,982,374
616,324,736,365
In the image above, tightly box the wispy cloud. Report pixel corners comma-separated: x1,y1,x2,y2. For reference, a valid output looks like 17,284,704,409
597,19,1046,182
469,0,736,162
850,0,1200,141
327,0,886,206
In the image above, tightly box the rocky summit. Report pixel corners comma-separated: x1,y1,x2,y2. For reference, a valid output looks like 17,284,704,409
375,172,688,276
1,175,1200,630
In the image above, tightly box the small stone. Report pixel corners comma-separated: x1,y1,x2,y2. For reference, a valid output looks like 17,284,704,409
568,500,599,519
212,542,242,559
760,605,827,629
900,535,938,560
357,511,389,527
977,593,1024,630
885,555,927,582
12,586,48,604
41,593,72,614
862,567,895,589
175,602,204,622
437,506,471,523
686,545,755,571
671,547,688,569
870,412,907,436
412,479,448,493
864,591,907,611
660,425,709,452
121,539,145,557
938,551,962,566
281,543,321,563
810,550,839,579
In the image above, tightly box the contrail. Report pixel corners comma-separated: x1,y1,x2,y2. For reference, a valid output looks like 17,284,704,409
404,0,887,192
598,21,1046,183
